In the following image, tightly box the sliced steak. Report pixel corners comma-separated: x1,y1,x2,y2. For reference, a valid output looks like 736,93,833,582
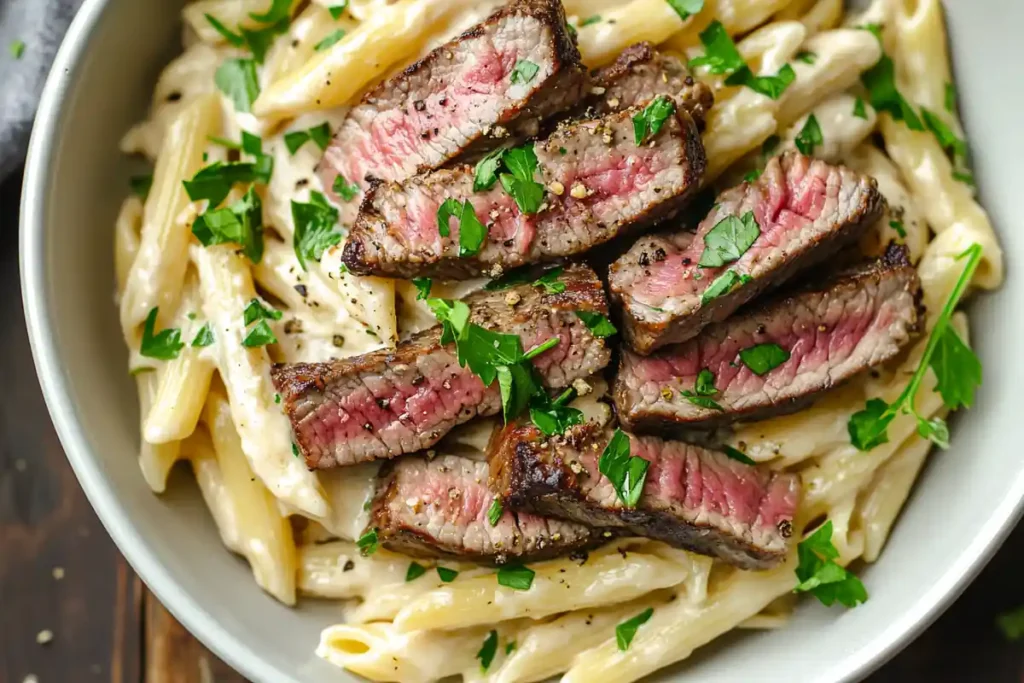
343,103,706,279
371,454,599,564
589,42,714,129
319,0,587,224
489,421,800,569
272,265,612,468
614,246,924,432
609,153,885,354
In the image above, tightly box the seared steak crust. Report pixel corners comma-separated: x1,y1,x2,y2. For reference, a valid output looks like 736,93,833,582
614,246,924,432
342,104,706,279
609,153,885,354
372,455,598,565
319,0,587,223
489,421,800,569
590,42,714,129
272,265,612,468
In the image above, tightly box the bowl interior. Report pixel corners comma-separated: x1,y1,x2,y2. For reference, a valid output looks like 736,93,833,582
21,2,1024,682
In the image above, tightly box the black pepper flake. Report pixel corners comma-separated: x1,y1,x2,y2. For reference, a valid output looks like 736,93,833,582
756,324,766,335
777,519,793,538
653,247,667,262
332,334,345,347
343,560,355,572
363,423,374,432
294,284,308,297
569,550,589,565
638,251,650,267
682,257,692,266
413,100,426,111
166,91,182,102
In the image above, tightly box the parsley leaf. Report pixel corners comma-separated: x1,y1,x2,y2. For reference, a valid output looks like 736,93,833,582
9,40,25,59
497,564,535,590
532,267,566,294
598,429,649,508
698,211,760,267
529,387,584,436
329,2,349,19
700,269,752,305
191,324,215,348
485,265,564,293
205,14,245,46
921,108,967,160
487,498,503,526
997,606,1024,641
499,144,545,214
762,135,780,157
292,191,341,269
140,308,184,360
739,343,790,376
473,147,505,192
861,56,923,131
242,320,277,347
688,21,744,74
722,445,756,465
794,521,868,608
890,219,907,238
724,63,796,100
285,122,332,154
249,0,291,23
356,528,378,556
795,50,816,64
666,0,704,19
794,113,823,156
945,82,957,113
506,641,516,655
412,277,432,301
437,199,488,257
243,299,283,325
406,562,427,582
191,185,265,264
184,161,264,207
580,15,602,26
477,631,498,672
853,96,868,120
215,58,261,113
315,29,346,52
632,95,676,145
130,174,153,200
681,368,723,410
575,311,617,338
616,608,654,651
436,567,458,582
332,174,359,202
242,19,289,63
848,244,983,451
510,59,540,85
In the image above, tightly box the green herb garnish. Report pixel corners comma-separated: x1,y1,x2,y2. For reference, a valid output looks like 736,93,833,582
412,277,432,301
292,191,341,270
406,562,427,582
944,82,957,113
724,64,796,100
616,607,654,651
700,269,752,305
477,630,498,672
497,564,535,591
499,144,545,214
242,320,277,347
510,59,540,85
598,429,649,508
681,368,723,410
315,29,346,52
861,56,923,131
356,528,378,556
889,219,907,238
285,122,333,154
473,147,506,192
329,2,349,19
191,185,265,264
739,343,790,376
794,114,823,156
130,174,153,201
205,14,245,46
140,308,184,360
575,311,617,338
997,606,1024,641
853,96,868,120
529,387,584,436
487,498,504,526
580,15,602,26
436,567,458,582
9,40,25,59
249,0,291,23
332,174,359,202
690,21,744,74
722,445,756,465
666,0,704,20
243,299,283,325
215,58,261,113
795,50,816,64
698,211,760,267
437,199,488,257
191,324,215,348
632,95,676,145
794,521,868,607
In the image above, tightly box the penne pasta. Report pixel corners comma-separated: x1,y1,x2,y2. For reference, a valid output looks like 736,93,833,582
574,0,687,66
135,371,183,493
183,0,304,46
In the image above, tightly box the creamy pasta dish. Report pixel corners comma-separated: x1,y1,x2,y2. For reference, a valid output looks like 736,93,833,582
114,0,1004,680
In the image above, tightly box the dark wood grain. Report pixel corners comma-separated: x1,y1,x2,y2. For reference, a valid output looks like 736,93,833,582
0,162,1022,683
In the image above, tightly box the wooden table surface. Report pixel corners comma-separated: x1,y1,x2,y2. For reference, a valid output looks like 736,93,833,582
1,169,1021,683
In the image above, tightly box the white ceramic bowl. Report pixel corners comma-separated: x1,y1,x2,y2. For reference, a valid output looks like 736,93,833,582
20,1,1024,681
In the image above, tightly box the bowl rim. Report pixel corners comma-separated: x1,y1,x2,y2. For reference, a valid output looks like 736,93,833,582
19,1,1024,682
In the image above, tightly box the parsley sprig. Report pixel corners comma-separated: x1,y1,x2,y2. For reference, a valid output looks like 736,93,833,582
794,521,868,608
598,429,650,508
681,368,723,410
437,199,488,257
472,144,545,214
292,191,342,270
689,21,796,100
698,211,760,267
848,244,983,451
140,308,184,360
632,96,676,145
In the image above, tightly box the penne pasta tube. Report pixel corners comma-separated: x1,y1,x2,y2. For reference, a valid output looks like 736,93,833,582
183,0,303,45
203,387,298,604
186,428,244,552
799,0,844,33
263,4,361,85
135,371,183,493
192,243,328,517
120,94,221,341
114,195,143,296
392,541,692,633
574,0,687,66
666,0,792,52
298,541,431,599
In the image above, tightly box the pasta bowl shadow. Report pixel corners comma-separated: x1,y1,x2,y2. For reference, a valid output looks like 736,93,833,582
19,0,1024,682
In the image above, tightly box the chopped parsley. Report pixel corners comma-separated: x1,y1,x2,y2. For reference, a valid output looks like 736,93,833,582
722,445,756,465
599,429,649,508
944,82,957,113
575,311,617,338
681,368,723,410
487,498,504,526
284,122,332,154
743,168,762,182
616,607,654,651
794,114,823,156
698,211,760,267
795,50,816,64
191,324,215,348
205,14,245,47
690,21,792,98
889,219,907,238
356,528,378,556
242,320,277,347
666,0,704,20
921,107,973,183
406,562,427,582
243,299,283,325
739,343,790,376
140,308,184,360
725,63,796,100
329,2,349,19
437,199,488,257
484,265,564,292
632,95,676,145
473,147,506,191
130,174,153,200
477,631,498,672
436,567,458,582
853,96,868,120
315,29,347,52
9,40,25,59
860,55,923,131
499,144,545,214
191,185,265,264
292,191,342,269
241,19,290,63
700,269,752,305
332,174,360,202
183,161,265,207
215,58,261,113
529,387,584,437
794,521,868,607
249,0,291,23
580,15,602,26
412,277,433,301
505,641,516,655
510,59,540,85
848,243,983,451
997,606,1024,641
497,564,535,590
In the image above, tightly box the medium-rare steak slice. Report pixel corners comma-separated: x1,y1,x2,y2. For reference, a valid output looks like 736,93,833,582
609,153,885,354
342,103,706,279
589,42,714,129
318,0,587,223
489,421,800,569
614,246,924,432
371,454,599,564
272,265,612,468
